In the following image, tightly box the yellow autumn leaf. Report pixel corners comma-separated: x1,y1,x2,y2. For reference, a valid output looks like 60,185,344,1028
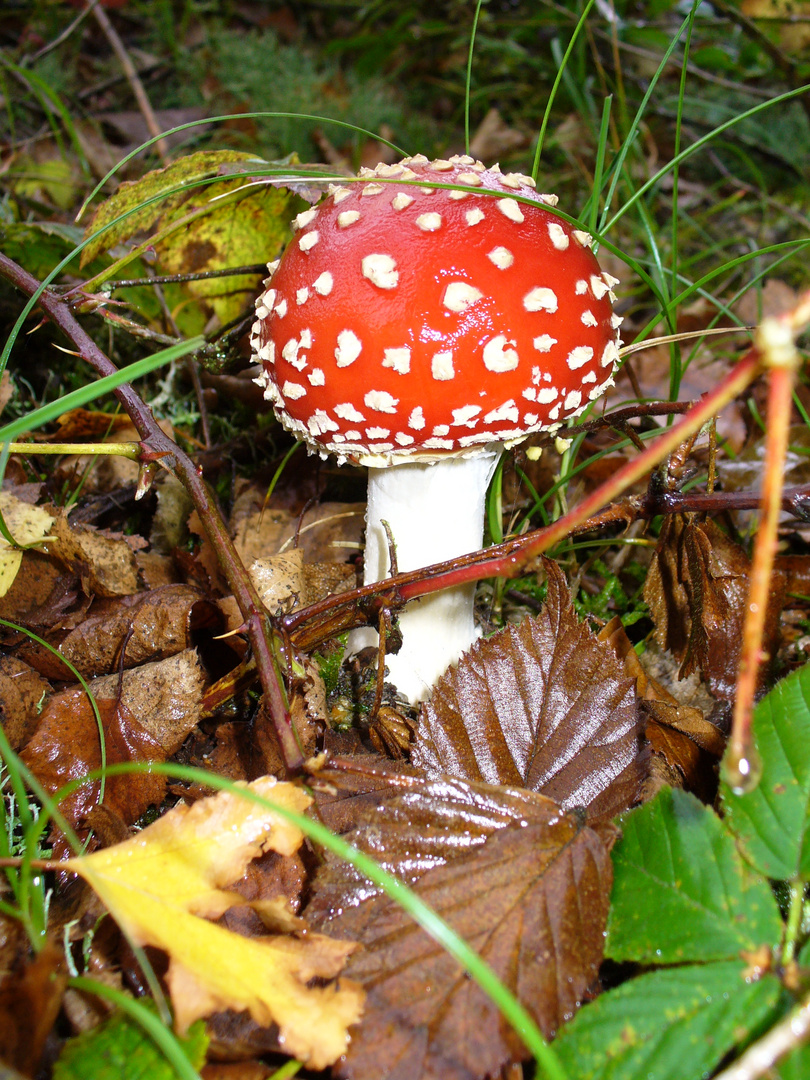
0,492,54,597
65,776,364,1069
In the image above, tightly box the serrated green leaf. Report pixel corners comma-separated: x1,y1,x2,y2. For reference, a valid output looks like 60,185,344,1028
554,961,781,1080
607,787,782,963
721,663,810,881
81,150,267,265
774,1040,810,1079
53,1001,207,1080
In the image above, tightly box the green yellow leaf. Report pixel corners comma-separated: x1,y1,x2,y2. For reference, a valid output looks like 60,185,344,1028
80,149,296,327
153,180,293,325
65,777,364,1069
81,150,263,265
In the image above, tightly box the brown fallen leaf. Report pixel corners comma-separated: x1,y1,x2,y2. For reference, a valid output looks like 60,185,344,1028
20,650,206,831
55,584,220,679
0,655,51,750
45,513,140,598
413,560,646,822
307,768,614,1080
644,515,784,702
230,482,365,566
600,616,724,800
0,943,66,1076
21,693,167,831
65,777,364,1070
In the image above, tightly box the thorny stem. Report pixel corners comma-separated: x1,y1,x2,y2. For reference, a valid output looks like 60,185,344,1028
725,298,810,793
725,333,797,791
285,329,810,652
0,253,304,773
396,340,763,602
284,375,762,654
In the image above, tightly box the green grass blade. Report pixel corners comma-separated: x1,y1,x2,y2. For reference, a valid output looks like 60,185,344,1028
464,0,487,155
531,0,597,178
0,336,204,442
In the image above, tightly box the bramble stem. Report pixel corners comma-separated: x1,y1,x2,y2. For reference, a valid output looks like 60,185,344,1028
0,253,303,773
724,296,810,794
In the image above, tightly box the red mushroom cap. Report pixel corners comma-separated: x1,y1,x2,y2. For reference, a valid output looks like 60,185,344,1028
251,155,622,465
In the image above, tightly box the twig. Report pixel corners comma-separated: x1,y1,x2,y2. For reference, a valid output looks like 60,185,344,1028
0,252,303,773
283,345,784,653
714,989,810,1080
85,0,171,163
725,295,810,793
101,264,269,289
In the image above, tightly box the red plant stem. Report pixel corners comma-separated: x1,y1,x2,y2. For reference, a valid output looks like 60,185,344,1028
285,345,765,648
728,364,793,787
0,253,304,773
397,343,762,602
727,302,810,791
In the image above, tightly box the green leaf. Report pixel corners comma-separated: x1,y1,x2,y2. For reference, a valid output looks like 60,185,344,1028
607,787,782,963
774,1040,810,1080
53,1001,207,1080
721,663,810,881
554,961,781,1080
0,222,104,281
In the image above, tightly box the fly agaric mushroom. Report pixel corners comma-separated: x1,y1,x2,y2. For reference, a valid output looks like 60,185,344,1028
251,155,622,702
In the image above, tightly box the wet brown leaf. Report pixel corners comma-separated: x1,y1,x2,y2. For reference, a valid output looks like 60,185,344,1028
644,515,784,702
0,944,66,1075
20,650,206,830
413,561,646,822
307,769,614,1080
21,694,166,830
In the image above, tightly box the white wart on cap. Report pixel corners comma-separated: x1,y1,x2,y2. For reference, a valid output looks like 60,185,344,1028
251,156,622,466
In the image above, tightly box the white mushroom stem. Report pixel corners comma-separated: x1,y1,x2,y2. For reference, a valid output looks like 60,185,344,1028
351,449,501,703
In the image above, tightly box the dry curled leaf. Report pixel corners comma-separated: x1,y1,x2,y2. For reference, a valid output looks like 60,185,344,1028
644,515,784,703
414,560,646,822
65,777,363,1070
55,585,220,679
45,514,139,599
307,767,614,1080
